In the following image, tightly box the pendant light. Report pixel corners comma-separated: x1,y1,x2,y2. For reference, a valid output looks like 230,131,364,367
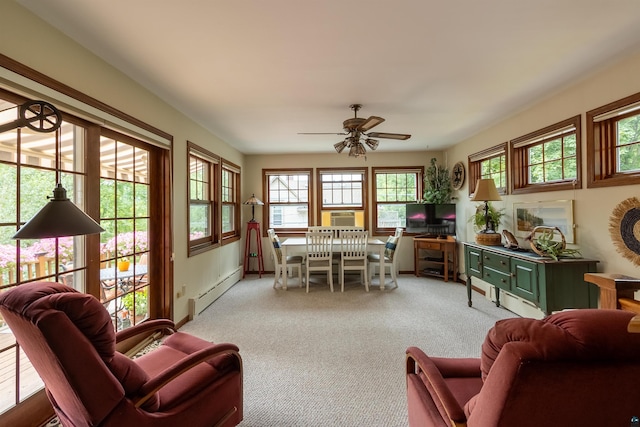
9,100,104,239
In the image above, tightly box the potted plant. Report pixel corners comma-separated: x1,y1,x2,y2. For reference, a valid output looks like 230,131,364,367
470,202,504,245
422,158,453,204
122,288,148,325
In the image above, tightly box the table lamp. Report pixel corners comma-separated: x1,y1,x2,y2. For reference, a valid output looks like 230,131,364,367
243,194,264,223
470,178,502,234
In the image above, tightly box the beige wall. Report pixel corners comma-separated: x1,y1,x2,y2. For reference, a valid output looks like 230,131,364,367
446,49,640,280
0,1,245,322
244,151,444,273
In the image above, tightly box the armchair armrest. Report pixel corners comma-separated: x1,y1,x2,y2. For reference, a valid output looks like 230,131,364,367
406,347,480,426
133,343,241,408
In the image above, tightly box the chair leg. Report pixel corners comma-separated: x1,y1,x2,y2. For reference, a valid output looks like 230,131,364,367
363,265,369,292
328,268,334,292
306,266,310,293
273,265,281,289
390,263,398,288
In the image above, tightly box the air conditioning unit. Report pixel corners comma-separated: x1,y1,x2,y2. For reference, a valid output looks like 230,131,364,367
330,211,356,227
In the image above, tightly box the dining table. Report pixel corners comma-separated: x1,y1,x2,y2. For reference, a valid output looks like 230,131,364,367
280,237,388,290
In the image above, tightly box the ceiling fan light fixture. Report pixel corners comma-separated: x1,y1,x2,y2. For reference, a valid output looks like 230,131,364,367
365,138,379,150
348,142,367,158
358,116,385,132
334,140,348,153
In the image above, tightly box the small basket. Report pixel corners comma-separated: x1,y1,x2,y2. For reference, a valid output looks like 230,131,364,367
525,226,566,257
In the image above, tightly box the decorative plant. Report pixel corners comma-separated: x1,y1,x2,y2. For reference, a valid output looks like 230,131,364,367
470,202,504,232
423,158,453,204
122,288,148,319
527,228,581,261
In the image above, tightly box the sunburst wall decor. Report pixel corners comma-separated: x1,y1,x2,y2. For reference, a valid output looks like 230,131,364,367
609,197,640,266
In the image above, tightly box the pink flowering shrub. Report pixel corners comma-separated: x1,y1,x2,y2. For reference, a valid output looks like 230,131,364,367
103,231,149,258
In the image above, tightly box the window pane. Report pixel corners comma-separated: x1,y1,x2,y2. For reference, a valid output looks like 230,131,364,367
269,205,308,229
377,204,405,228
544,159,563,182
618,143,640,172
530,164,544,183
543,139,562,161
190,204,210,238
222,205,234,233
618,114,640,145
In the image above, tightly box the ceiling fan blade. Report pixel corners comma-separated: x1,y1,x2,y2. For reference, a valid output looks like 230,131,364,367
298,132,348,135
367,132,411,140
357,116,384,132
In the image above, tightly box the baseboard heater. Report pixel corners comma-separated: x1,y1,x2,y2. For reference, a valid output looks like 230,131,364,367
188,266,242,320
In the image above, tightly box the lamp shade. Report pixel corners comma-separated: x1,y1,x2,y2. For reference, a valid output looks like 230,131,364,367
243,194,264,206
471,179,502,202
243,193,264,223
13,184,104,239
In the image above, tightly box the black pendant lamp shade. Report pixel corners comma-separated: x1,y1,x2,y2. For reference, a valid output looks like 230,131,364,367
13,183,105,239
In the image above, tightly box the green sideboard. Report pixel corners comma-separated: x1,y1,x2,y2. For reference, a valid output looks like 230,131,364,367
463,242,599,315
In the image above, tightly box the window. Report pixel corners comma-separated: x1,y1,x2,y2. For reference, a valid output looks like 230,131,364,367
468,143,508,196
317,168,367,227
264,169,312,232
0,89,170,415
221,160,241,242
372,167,423,234
188,142,218,255
587,91,640,188
510,115,580,194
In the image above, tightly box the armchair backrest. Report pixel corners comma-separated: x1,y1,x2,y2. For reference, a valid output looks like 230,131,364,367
0,282,150,425
469,309,640,427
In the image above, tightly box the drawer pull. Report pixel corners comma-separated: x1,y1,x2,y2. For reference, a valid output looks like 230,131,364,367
500,261,506,265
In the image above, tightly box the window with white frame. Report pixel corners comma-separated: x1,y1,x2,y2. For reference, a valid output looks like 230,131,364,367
317,168,366,227
264,169,312,231
372,167,423,234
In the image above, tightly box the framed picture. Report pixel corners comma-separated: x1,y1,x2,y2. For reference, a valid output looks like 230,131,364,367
513,200,575,244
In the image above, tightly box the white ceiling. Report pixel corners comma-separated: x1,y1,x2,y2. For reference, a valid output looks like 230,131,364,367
16,0,640,155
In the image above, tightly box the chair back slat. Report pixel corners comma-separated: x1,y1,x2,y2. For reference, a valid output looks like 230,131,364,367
305,231,333,260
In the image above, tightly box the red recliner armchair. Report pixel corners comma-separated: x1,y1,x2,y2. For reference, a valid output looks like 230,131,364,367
0,281,243,427
406,309,640,427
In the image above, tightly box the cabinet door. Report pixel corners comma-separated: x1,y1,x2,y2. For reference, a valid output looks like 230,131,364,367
465,246,482,279
511,258,538,302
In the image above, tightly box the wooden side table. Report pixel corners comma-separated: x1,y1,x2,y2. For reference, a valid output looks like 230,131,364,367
583,272,640,309
413,236,457,282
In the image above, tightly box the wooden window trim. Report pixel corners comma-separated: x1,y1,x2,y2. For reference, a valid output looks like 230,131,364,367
316,167,368,227
510,115,581,195
187,141,220,256
468,143,508,197
372,166,423,236
263,168,313,237
587,91,640,188
221,159,241,244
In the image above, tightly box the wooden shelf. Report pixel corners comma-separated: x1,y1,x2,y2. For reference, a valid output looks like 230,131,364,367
413,236,457,282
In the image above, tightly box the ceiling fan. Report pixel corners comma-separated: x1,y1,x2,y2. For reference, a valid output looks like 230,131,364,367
298,104,411,158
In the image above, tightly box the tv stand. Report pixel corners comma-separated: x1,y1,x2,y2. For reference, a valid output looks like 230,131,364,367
413,236,457,282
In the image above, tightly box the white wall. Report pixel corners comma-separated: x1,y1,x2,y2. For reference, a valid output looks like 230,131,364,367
446,49,640,282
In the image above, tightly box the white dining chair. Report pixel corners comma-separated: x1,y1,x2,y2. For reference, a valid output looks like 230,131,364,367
338,230,369,292
267,229,303,290
368,227,403,289
305,230,334,292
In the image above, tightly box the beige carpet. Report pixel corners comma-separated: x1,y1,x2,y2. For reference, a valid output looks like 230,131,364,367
179,274,518,427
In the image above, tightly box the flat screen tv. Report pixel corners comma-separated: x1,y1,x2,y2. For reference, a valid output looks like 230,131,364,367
405,203,456,237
